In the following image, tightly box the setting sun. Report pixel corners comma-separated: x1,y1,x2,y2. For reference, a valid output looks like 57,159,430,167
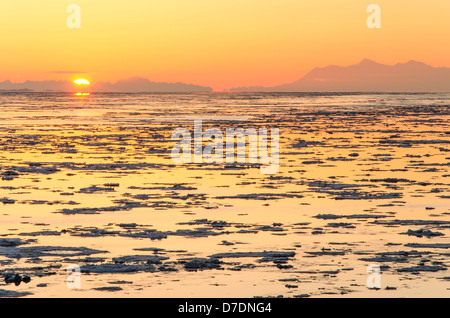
74,78,90,85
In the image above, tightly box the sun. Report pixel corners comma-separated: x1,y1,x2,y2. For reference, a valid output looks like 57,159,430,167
73,78,90,97
74,78,90,85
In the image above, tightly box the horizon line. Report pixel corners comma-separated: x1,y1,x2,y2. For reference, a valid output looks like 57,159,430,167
1,58,449,92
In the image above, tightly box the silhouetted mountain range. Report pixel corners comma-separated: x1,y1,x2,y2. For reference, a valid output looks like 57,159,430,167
1,60,449,93
91,77,212,93
228,60,450,92
0,77,212,93
0,80,72,92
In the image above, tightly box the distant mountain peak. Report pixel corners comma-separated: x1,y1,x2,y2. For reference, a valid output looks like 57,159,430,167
404,60,425,64
358,58,379,65
229,59,450,93
399,60,429,67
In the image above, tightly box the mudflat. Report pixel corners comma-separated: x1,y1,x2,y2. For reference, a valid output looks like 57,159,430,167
0,92,448,297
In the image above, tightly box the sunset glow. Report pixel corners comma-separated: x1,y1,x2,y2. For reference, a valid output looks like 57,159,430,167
1,1,449,90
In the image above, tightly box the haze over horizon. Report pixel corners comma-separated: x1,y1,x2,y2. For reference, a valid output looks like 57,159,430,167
1,59,449,93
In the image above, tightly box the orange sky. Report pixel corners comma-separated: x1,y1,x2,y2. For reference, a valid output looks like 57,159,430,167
0,1,449,91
